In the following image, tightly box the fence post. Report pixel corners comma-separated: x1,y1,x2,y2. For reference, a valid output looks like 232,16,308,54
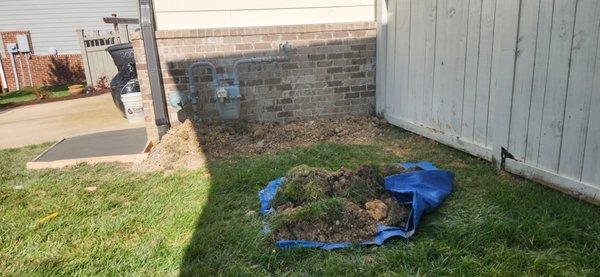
77,29,93,85
119,25,130,43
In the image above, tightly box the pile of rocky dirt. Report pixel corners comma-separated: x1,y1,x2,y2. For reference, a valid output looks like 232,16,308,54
270,164,414,243
135,116,387,172
135,120,206,172
197,116,387,158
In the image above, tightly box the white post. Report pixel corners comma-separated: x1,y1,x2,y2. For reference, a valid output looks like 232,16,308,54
375,0,389,116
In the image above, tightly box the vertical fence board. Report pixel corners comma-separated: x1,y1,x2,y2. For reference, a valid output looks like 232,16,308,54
384,0,397,115
432,0,469,135
393,0,411,117
376,0,388,115
489,0,520,162
525,0,555,164
408,0,437,125
461,0,483,141
538,0,577,172
508,0,540,160
473,0,496,147
581,45,600,184
558,0,600,180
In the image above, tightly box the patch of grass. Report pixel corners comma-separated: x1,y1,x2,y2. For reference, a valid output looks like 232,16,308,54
272,197,345,227
0,84,75,105
1,127,599,275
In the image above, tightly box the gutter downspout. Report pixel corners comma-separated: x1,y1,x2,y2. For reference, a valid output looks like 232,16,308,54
9,53,20,91
139,0,170,139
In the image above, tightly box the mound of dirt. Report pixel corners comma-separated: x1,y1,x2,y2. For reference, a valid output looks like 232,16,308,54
198,116,387,158
135,120,206,172
270,164,413,243
135,116,386,172
274,199,379,243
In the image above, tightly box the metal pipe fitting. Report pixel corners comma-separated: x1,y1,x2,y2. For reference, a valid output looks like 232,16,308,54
187,61,219,121
232,42,291,85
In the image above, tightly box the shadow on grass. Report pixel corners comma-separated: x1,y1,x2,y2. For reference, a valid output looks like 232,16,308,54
176,127,600,275
178,142,402,275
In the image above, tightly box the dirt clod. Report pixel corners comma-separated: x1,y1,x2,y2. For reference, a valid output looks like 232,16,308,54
365,200,388,221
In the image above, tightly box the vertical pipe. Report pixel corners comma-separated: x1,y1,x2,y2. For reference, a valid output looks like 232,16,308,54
25,53,33,86
139,0,170,138
9,53,20,91
17,54,25,87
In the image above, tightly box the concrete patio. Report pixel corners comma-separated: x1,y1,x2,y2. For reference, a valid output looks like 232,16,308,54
0,93,145,149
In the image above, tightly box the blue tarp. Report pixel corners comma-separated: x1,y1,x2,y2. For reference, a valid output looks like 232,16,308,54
258,161,454,250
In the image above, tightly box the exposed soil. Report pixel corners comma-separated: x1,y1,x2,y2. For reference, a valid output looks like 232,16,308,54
271,164,413,243
197,116,387,158
274,199,379,243
0,89,109,111
135,120,206,172
134,115,387,172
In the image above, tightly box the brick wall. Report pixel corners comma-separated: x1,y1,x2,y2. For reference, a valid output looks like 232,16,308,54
131,22,377,142
0,31,85,91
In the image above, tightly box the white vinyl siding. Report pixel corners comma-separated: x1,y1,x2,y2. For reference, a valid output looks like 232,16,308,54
0,0,138,54
153,0,375,30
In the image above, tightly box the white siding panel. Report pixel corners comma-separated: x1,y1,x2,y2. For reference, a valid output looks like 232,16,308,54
0,0,138,54
153,0,375,30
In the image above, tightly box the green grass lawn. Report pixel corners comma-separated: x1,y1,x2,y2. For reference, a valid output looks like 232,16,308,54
1,128,599,275
0,85,72,105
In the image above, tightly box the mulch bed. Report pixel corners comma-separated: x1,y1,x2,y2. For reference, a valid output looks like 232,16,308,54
0,89,110,111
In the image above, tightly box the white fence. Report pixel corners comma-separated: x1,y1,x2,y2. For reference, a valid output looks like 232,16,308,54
377,0,599,203
77,28,130,86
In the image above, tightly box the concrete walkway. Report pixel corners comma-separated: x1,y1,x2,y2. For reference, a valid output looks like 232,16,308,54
0,93,145,149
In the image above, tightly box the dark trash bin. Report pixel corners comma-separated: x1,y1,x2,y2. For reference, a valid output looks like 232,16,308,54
106,43,138,116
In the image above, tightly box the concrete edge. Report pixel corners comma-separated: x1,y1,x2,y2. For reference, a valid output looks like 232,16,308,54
27,139,151,170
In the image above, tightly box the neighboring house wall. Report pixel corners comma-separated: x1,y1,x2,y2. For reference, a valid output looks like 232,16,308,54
0,31,85,90
0,0,139,54
153,0,375,30
132,22,377,142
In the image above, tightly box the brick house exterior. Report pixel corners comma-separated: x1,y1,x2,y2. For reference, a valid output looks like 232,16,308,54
0,31,85,90
132,22,377,142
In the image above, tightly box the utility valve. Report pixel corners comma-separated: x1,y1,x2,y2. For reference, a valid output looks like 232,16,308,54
216,87,228,103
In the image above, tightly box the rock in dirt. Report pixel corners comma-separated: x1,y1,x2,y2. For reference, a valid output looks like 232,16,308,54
85,186,98,192
135,120,206,172
365,199,388,221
